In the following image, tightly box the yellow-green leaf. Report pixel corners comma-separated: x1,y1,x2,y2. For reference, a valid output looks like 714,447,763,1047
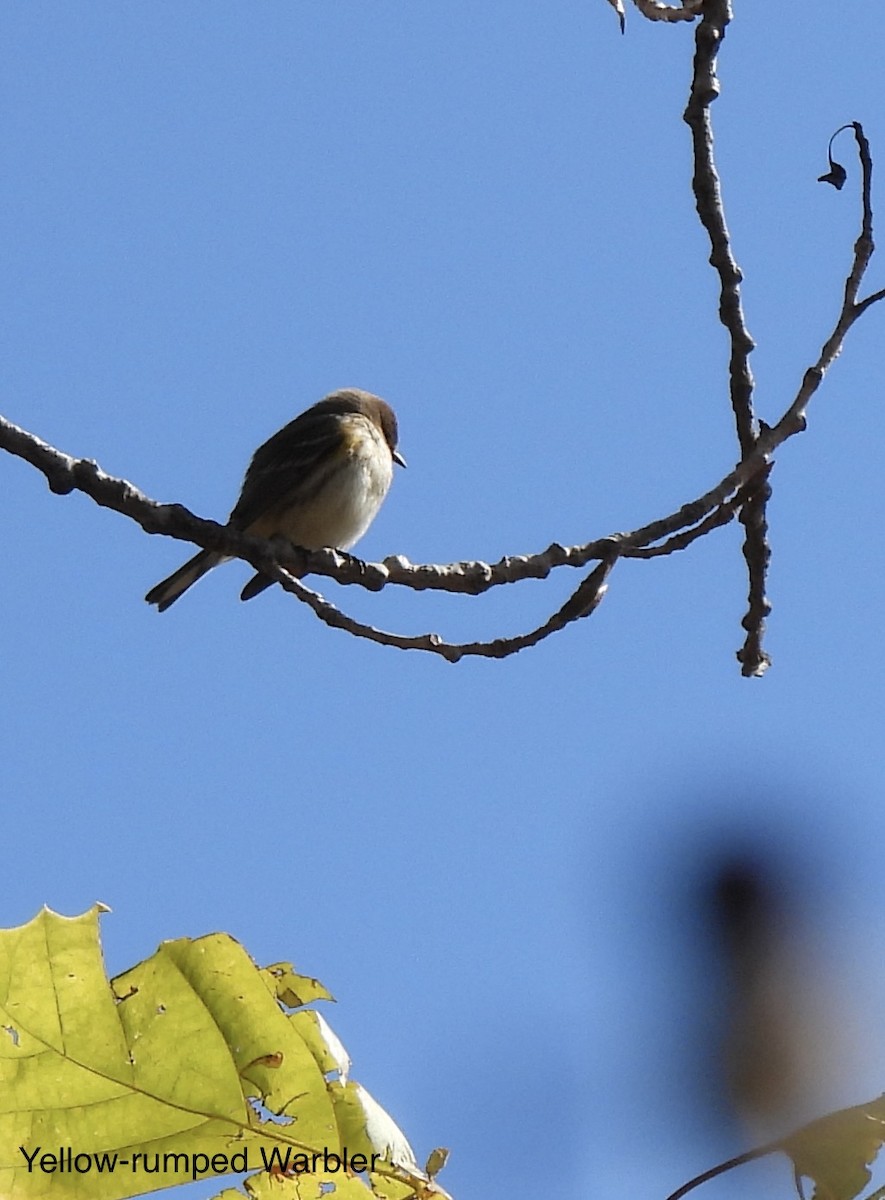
0,907,438,1200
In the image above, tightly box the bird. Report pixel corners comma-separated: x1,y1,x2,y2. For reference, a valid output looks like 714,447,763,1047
145,388,405,612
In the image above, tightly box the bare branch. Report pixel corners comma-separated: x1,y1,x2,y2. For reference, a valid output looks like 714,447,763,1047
855,286,885,316
774,121,884,439
664,1143,778,1200
605,0,626,33
628,492,742,559
0,410,846,664
606,0,702,33
841,122,876,308
683,0,774,675
731,122,885,676
269,547,620,662
736,457,773,676
2,46,884,667
0,411,624,658
0,412,790,595
683,0,754,453
634,0,702,23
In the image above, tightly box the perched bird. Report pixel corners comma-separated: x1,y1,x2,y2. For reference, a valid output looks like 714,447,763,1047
145,388,405,612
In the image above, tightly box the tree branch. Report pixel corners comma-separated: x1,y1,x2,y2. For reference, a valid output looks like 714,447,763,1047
0,411,783,595
766,121,884,453
682,0,775,676
0,398,859,662
270,547,620,662
684,0,753,456
663,1142,780,1200
3,30,884,666
635,0,702,24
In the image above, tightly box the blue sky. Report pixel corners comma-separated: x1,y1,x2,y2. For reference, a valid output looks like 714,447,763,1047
2,5,885,1199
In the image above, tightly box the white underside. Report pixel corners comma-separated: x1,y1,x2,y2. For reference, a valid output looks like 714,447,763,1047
279,421,394,550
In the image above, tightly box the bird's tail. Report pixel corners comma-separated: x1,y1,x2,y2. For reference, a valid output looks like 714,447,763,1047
239,572,274,602
145,549,228,612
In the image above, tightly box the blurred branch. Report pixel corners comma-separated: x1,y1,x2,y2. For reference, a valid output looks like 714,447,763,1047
666,1092,885,1200
664,1143,774,1200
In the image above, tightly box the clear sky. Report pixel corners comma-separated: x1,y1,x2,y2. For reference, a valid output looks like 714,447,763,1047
2,5,885,1200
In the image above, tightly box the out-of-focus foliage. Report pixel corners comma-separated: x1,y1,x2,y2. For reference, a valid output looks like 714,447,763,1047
669,1094,885,1200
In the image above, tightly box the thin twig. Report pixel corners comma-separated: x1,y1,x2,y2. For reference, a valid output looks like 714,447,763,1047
271,547,620,662
664,1143,780,1200
768,122,883,446
732,118,885,669
627,492,742,558
666,1080,885,1200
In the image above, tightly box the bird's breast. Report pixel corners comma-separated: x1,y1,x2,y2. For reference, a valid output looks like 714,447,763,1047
262,414,393,551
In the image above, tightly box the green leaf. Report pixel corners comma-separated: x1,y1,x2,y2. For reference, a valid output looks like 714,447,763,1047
782,1094,885,1200
0,907,444,1200
665,1093,885,1200
262,963,335,1009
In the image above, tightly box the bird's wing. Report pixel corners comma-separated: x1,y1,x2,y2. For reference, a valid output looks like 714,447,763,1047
228,407,351,530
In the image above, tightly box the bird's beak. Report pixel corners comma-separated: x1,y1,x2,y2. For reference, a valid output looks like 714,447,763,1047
393,450,407,468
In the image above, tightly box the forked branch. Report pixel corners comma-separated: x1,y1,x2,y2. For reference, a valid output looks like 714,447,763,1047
1,9,883,666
